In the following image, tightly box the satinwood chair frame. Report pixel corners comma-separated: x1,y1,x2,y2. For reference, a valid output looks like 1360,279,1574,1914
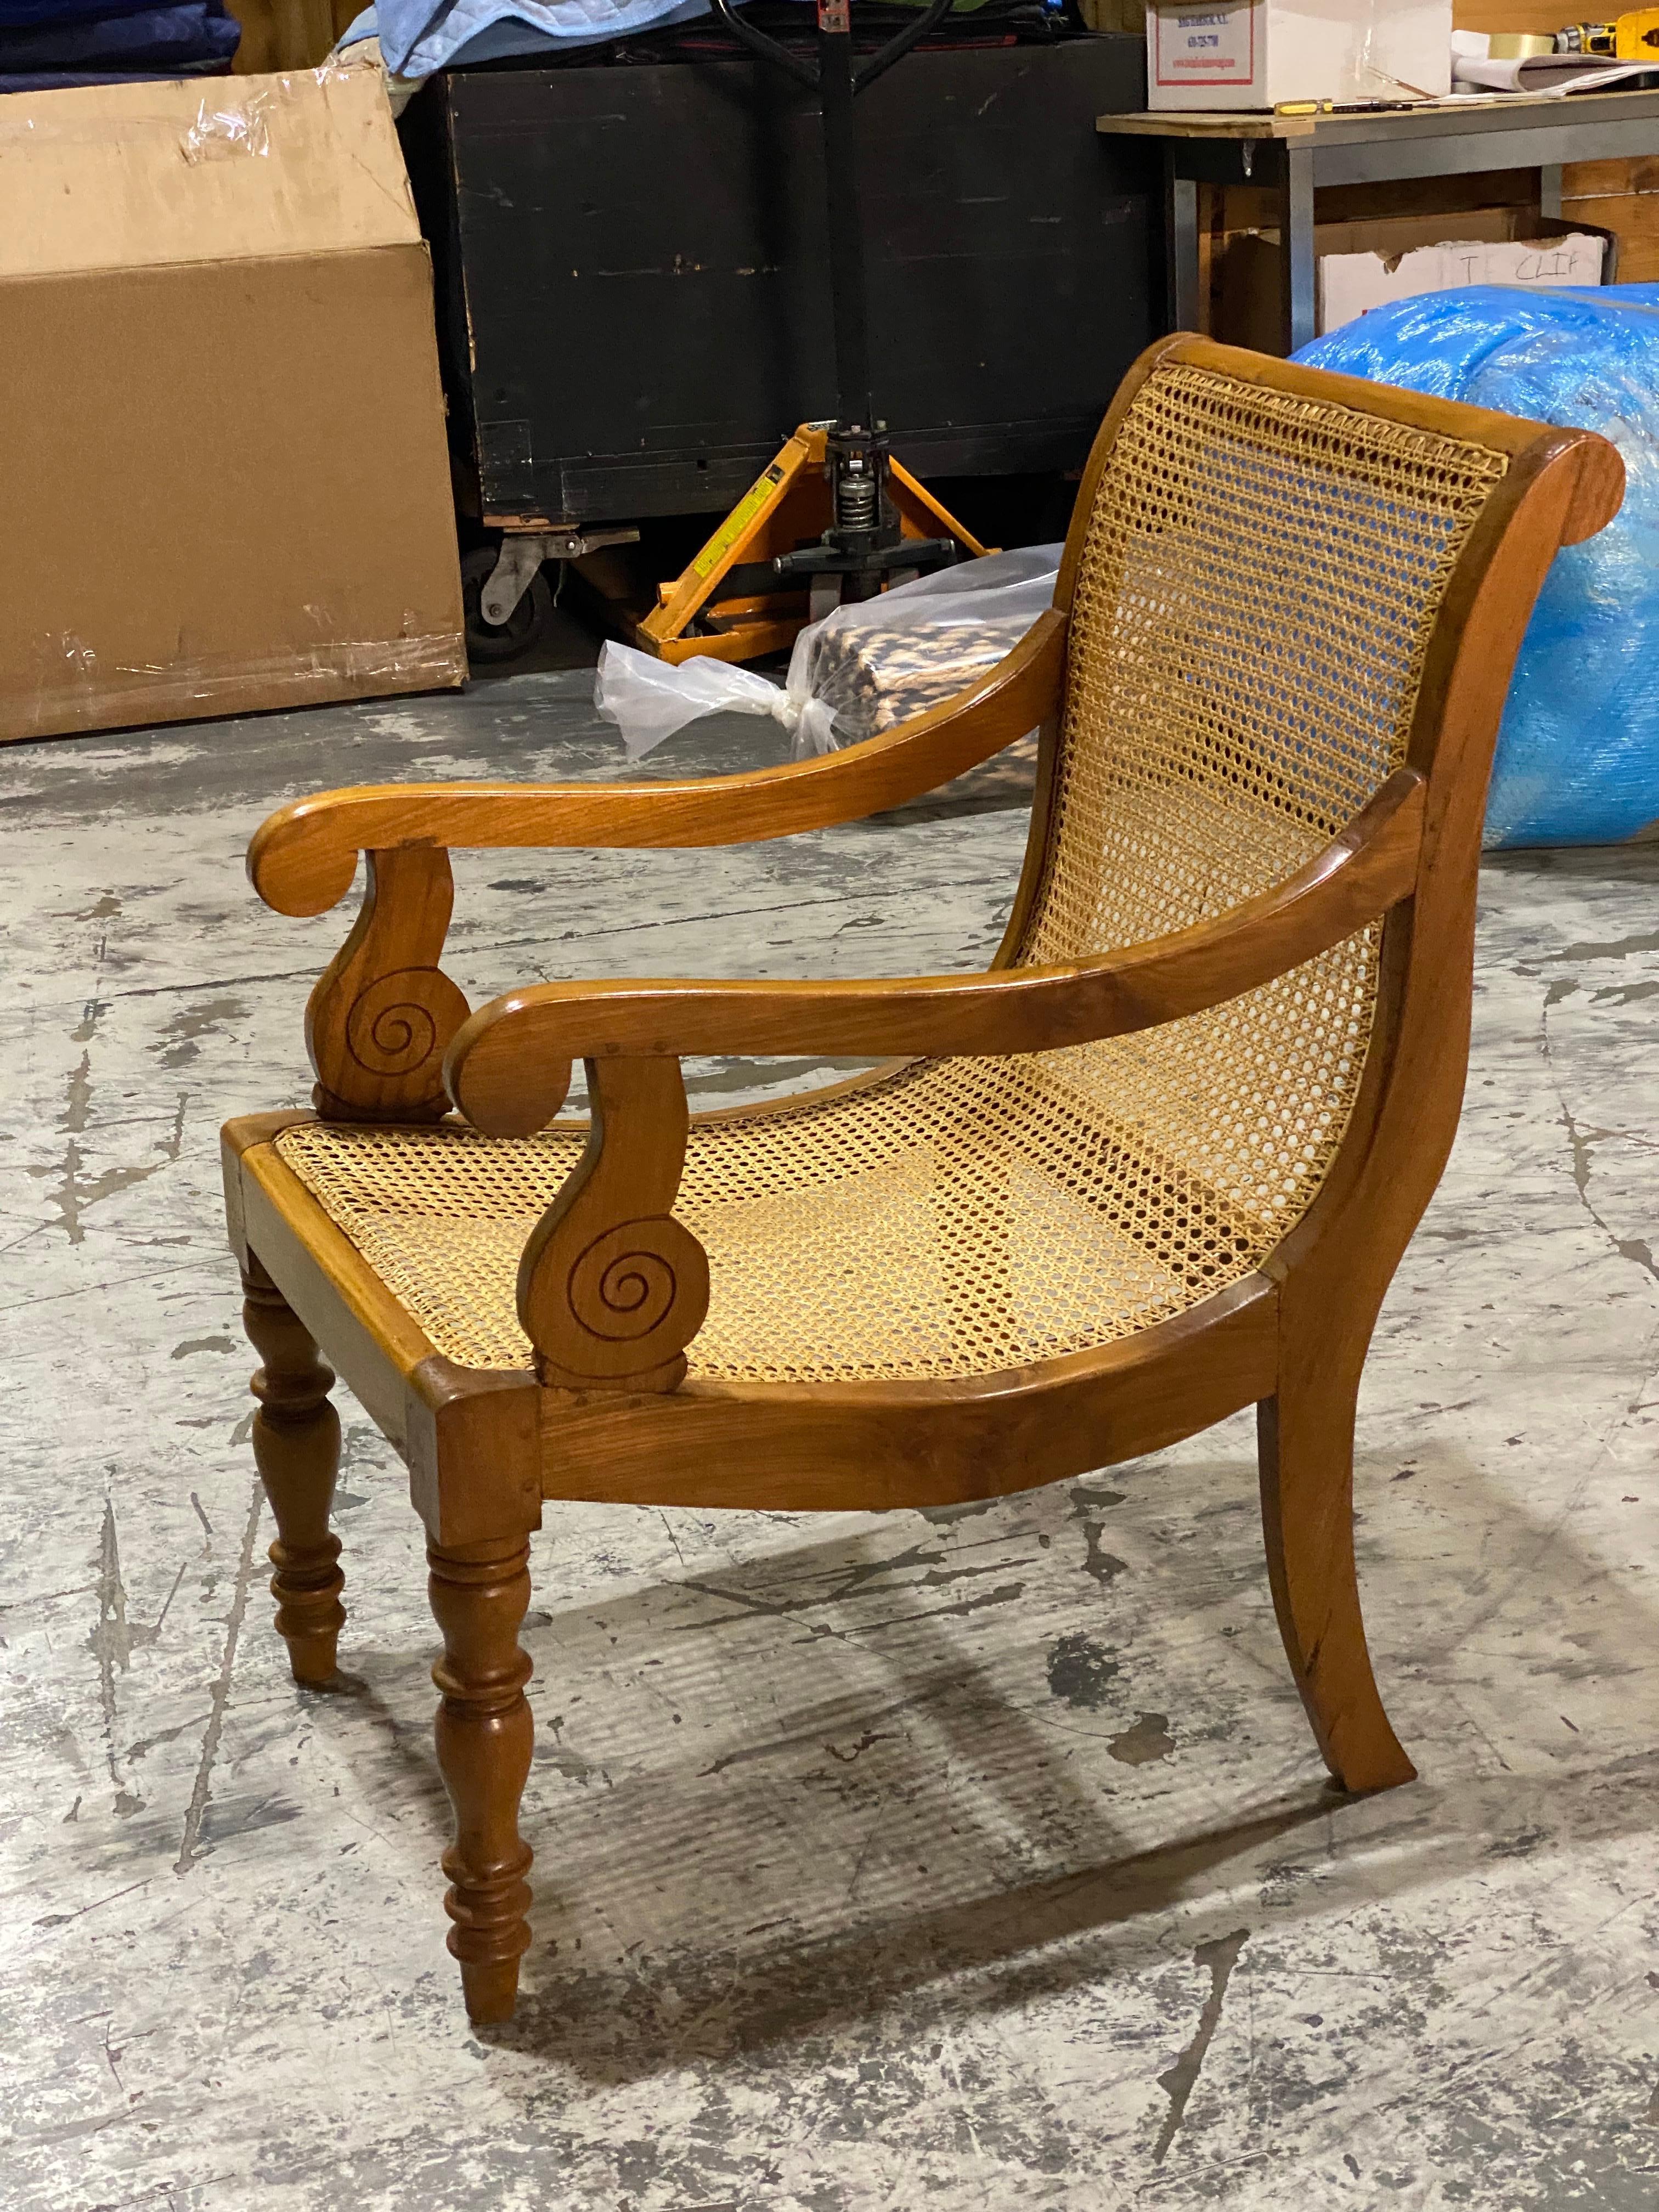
222,336,1623,2024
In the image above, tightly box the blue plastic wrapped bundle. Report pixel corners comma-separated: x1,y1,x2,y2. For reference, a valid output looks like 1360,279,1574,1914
1299,284,1659,848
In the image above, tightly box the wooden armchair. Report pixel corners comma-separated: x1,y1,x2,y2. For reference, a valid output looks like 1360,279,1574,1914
223,337,1622,2024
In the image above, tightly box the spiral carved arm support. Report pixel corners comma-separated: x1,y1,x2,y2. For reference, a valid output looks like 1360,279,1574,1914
517,1056,710,1392
306,845,471,1123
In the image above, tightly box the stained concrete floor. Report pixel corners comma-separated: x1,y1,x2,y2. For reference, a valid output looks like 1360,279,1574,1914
1,648,1656,2211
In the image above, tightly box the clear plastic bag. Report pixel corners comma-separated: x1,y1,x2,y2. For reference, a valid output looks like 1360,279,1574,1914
593,543,1062,764
593,641,837,761
1300,284,1659,848
785,542,1062,757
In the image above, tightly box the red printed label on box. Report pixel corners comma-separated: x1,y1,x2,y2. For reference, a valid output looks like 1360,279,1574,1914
1154,3,1257,88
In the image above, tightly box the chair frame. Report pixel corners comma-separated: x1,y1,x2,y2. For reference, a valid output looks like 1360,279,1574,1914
222,336,1622,2023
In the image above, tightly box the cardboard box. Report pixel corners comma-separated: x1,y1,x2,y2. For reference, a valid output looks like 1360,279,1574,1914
0,63,465,745
1322,222,1606,328
1217,210,1612,351
1148,0,1453,111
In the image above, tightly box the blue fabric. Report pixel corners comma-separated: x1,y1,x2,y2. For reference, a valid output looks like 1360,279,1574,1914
1299,284,1659,848
345,0,979,82
0,0,237,65
0,0,161,22
0,52,228,80
372,0,728,76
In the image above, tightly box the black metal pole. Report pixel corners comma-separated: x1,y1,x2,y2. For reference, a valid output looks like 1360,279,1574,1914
712,0,962,595
816,0,872,430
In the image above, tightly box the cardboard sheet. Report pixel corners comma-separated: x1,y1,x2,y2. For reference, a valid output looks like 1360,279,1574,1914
1218,208,1612,349
1321,227,1606,329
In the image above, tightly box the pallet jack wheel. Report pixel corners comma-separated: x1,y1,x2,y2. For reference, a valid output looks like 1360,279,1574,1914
461,545,556,664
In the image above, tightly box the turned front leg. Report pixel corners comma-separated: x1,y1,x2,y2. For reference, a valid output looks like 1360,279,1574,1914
428,1536,535,2024
240,1258,344,1685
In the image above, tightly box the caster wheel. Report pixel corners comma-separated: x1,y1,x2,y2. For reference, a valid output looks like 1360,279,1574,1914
462,545,555,665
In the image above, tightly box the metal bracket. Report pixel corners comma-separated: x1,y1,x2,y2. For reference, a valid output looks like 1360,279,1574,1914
479,527,640,627
707,0,951,90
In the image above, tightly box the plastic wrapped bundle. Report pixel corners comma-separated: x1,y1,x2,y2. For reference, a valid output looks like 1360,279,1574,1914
790,543,1060,748
1299,284,1659,848
595,543,1060,761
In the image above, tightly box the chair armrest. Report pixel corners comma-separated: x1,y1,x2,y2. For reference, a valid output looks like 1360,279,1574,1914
249,610,1068,918
449,767,1427,1136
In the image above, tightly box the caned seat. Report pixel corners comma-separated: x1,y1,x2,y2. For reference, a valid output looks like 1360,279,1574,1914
222,337,1622,2025
270,1023,1360,1385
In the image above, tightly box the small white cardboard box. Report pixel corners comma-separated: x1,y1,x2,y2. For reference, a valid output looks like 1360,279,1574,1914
1148,0,1453,111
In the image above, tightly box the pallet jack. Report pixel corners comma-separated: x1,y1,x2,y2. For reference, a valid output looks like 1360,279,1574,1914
631,0,987,665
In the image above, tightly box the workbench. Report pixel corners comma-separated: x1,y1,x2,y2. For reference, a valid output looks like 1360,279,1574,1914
1098,88,1659,354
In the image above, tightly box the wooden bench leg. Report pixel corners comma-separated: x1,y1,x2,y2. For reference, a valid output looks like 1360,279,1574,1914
1257,1361,1415,1796
241,1258,345,1686
428,1536,535,2024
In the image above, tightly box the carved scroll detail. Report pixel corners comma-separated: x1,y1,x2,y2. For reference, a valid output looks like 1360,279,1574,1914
306,846,470,1122
517,1057,710,1392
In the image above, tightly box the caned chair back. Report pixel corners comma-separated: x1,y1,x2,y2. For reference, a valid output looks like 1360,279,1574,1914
1007,352,1519,1261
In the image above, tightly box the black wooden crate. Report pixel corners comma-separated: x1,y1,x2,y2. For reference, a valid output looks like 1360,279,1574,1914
400,36,1154,528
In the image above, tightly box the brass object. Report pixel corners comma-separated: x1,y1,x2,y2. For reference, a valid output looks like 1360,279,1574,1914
1555,20,1619,52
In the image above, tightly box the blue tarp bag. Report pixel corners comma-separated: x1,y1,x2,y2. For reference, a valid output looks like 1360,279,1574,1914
1299,284,1659,848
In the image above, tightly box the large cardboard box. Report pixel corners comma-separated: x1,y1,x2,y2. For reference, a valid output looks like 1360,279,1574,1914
1218,209,1613,351
0,64,465,744
1148,0,1453,111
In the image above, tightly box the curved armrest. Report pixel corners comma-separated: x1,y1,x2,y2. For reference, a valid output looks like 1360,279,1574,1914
249,610,1068,917
449,768,1427,1137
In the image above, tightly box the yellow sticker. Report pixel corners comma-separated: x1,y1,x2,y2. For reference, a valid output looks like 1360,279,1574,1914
691,464,786,579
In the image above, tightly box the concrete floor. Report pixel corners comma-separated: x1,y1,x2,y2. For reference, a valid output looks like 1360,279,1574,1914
1,651,1656,2211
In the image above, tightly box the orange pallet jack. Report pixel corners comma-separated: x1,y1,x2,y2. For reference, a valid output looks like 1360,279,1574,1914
637,422,986,665
633,0,986,666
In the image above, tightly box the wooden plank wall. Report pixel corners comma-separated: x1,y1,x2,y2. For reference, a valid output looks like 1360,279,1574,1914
1566,158,1659,276
1454,0,1583,27
228,0,358,72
